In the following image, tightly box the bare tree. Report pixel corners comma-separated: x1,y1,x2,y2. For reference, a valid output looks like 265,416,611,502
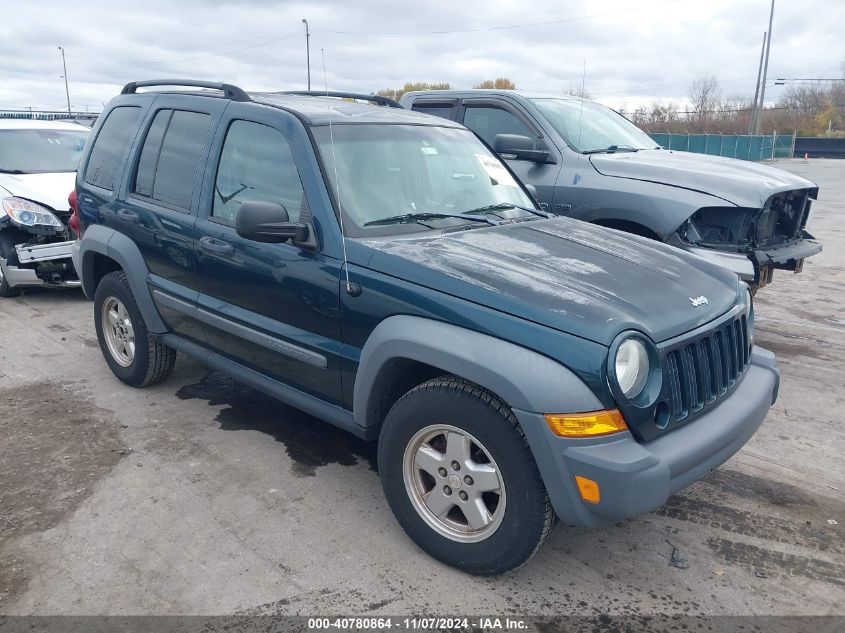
562,84,591,99
688,74,722,125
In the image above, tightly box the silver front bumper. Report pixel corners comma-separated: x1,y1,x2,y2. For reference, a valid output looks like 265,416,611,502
0,240,80,289
680,245,756,282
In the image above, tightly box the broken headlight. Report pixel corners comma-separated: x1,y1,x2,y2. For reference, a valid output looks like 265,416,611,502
1,197,63,228
682,207,756,248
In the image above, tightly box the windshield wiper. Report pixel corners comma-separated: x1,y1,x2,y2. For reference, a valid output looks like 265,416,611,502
465,202,553,219
582,145,641,155
364,212,495,227
0,168,27,174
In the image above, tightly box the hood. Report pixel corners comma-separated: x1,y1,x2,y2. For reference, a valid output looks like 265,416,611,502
360,218,740,346
590,149,817,208
0,172,76,212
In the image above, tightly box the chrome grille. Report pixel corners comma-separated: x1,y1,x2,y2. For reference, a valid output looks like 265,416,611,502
663,314,751,423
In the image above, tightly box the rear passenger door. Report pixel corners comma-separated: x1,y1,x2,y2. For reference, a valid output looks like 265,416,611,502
119,97,228,343
459,100,561,209
194,104,344,404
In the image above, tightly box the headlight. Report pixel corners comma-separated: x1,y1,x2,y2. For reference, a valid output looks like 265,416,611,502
1,197,62,228
615,337,649,399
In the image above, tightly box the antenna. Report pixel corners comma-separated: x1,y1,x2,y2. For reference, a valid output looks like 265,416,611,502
574,59,586,185
321,49,357,296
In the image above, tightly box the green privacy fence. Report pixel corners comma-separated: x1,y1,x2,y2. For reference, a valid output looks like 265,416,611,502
648,133,796,161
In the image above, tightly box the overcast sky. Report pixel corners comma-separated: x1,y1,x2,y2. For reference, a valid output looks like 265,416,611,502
1,0,842,112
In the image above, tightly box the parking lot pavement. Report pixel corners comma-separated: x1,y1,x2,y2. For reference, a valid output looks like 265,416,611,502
0,159,842,617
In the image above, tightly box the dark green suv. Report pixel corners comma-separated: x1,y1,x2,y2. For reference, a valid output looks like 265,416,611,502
72,80,779,574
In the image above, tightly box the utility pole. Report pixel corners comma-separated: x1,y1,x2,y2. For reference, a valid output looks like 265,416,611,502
755,0,775,134
302,19,311,91
748,31,767,135
58,46,71,115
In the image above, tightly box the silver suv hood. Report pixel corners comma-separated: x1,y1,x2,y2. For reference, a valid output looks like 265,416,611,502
590,149,817,208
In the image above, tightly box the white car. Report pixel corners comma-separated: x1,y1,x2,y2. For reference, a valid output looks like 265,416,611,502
0,118,90,296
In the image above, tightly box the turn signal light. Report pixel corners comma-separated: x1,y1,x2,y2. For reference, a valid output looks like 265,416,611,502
544,409,628,438
575,476,601,504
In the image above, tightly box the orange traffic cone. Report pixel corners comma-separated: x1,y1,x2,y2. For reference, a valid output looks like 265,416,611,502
804,152,809,161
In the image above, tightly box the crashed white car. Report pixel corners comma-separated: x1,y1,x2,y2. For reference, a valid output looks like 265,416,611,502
0,118,89,296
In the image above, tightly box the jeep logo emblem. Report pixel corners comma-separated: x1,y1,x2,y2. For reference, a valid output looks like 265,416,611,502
689,295,709,307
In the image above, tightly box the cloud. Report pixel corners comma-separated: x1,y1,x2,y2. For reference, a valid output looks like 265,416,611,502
0,0,842,111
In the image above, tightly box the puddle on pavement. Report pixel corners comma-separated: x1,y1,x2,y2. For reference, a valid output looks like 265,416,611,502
175,370,377,477
0,381,123,604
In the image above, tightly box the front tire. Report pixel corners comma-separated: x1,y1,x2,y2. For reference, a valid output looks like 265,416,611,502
0,231,22,298
93,271,175,387
378,377,555,575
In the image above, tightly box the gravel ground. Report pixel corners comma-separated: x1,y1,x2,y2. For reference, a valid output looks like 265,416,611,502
0,159,842,617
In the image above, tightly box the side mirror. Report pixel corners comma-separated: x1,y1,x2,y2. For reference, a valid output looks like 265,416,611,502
494,133,553,164
235,201,310,244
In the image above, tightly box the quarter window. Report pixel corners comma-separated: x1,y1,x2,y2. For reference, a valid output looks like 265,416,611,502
212,120,306,224
85,106,141,191
463,106,537,148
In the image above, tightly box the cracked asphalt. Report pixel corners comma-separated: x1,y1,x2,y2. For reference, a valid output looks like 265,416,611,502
0,159,842,616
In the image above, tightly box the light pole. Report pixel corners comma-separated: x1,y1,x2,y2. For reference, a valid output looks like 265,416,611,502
302,19,311,91
755,0,775,134
58,46,71,115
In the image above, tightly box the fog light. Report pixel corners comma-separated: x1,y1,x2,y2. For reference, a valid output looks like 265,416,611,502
545,409,628,437
575,476,601,504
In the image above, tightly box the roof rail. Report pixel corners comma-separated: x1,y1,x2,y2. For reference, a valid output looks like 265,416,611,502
121,79,251,102
282,91,402,109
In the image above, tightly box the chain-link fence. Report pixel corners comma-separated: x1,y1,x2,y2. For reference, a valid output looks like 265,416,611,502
648,132,796,161
0,110,99,123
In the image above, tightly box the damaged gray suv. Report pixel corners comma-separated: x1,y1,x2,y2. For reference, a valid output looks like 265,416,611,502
402,89,822,292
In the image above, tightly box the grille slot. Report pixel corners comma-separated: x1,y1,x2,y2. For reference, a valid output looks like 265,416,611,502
663,314,751,425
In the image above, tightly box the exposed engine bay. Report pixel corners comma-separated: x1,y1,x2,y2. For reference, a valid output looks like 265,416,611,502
679,188,817,253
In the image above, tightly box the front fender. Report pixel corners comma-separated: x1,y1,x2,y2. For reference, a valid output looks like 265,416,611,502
353,315,603,430
571,170,728,238
77,224,167,333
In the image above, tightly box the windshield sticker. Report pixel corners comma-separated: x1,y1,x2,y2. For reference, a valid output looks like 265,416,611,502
474,153,518,187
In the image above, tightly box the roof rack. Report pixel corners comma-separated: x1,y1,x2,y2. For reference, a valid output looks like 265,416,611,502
121,79,251,102
282,91,402,109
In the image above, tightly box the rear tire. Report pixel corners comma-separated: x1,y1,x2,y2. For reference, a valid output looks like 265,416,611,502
93,271,175,387
378,376,555,575
0,231,22,298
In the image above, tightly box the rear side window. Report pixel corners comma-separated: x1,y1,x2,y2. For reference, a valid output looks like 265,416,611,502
132,109,212,211
85,106,141,191
411,103,456,121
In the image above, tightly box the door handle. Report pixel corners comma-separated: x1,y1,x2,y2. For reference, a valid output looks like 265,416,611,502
116,209,139,224
199,236,235,257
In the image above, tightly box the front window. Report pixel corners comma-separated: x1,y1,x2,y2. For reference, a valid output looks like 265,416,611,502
313,124,534,236
0,128,89,174
530,98,658,154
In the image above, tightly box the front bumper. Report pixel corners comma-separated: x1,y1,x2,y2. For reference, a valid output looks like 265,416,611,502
680,238,822,284
0,239,80,289
515,346,779,528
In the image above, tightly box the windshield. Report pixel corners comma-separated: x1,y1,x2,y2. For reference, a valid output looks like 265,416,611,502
0,128,89,174
530,98,658,154
312,124,535,236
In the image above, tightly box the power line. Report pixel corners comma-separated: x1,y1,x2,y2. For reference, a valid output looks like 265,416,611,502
315,0,685,36
115,30,302,65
